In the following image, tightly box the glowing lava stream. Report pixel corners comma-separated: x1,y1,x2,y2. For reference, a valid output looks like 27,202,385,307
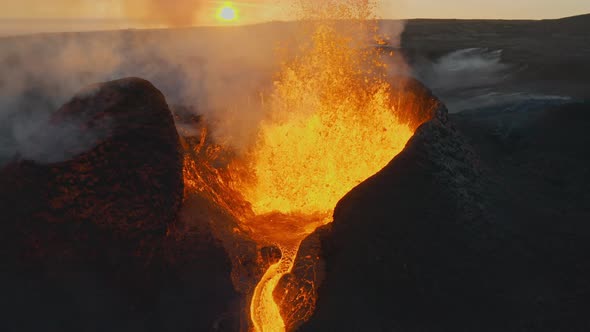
250,244,298,332
246,213,329,332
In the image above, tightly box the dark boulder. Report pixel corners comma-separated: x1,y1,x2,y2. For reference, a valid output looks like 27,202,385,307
0,78,239,332
1,77,183,260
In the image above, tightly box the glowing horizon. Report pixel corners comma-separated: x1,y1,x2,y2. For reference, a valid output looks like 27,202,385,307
1,0,589,36
2,0,589,21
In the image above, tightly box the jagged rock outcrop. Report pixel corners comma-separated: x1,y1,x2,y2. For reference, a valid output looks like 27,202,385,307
299,82,497,331
1,77,183,260
301,96,590,331
0,78,239,331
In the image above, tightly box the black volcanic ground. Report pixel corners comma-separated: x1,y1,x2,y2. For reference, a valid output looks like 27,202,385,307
1,14,590,332
403,14,590,100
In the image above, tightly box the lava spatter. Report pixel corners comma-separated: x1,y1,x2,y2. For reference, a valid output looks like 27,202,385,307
234,6,414,331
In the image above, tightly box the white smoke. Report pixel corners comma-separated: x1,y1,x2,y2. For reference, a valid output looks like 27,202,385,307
410,48,570,112
414,48,512,93
0,35,123,165
0,11,415,167
0,24,294,166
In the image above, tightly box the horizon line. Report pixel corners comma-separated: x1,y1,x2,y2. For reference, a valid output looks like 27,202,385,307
1,12,588,22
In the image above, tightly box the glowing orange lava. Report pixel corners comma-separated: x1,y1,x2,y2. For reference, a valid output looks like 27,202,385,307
233,17,414,332
183,2,419,331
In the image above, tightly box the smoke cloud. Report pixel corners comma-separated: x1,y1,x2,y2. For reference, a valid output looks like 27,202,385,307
414,48,512,94
0,1,410,167
411,48,515,112
409,48,571,112
0,25,289,166
0,34,123,165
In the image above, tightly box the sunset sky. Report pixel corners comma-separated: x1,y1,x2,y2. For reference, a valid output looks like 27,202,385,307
3,0,590,19
1,0,589,35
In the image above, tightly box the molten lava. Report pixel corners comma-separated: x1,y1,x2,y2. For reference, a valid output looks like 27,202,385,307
236,25,412,216
183,2,418,331
232,20,413,332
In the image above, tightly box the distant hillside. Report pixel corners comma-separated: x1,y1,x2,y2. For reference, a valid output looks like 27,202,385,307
1,14,587,101
551,12,590,22
401,14,590,99
539,13,590,33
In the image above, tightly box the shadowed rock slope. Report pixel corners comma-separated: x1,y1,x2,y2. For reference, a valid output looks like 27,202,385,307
302,95,590,331
0,78,238,332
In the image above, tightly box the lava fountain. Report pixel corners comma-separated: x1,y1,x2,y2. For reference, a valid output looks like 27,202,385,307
183,1,419,331
229,5,414,332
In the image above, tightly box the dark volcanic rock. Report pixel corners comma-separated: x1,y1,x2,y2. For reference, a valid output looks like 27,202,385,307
0,78,238,331
449,100,590,331
302,93,590,330
161,194,243,332
301,92,494,331
1,77,183,259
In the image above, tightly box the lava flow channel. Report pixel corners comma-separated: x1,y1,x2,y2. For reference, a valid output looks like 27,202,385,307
246,213,328,332
231,16,415,332
250,233,300,332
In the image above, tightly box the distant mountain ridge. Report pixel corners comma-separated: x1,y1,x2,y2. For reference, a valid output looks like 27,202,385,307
2,13,589,37
551,12,590,21
540,13,590,32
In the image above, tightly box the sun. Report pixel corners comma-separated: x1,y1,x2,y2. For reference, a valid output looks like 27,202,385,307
217,2,238,23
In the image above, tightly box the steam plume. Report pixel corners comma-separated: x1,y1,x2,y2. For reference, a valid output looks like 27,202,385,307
0,1,409,166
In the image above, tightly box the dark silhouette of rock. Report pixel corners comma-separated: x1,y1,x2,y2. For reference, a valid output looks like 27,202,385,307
301,91,590,331
302,97,493,331
448,100,590,331
0,78,240,332
161,194,243,332
1,77,183,259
